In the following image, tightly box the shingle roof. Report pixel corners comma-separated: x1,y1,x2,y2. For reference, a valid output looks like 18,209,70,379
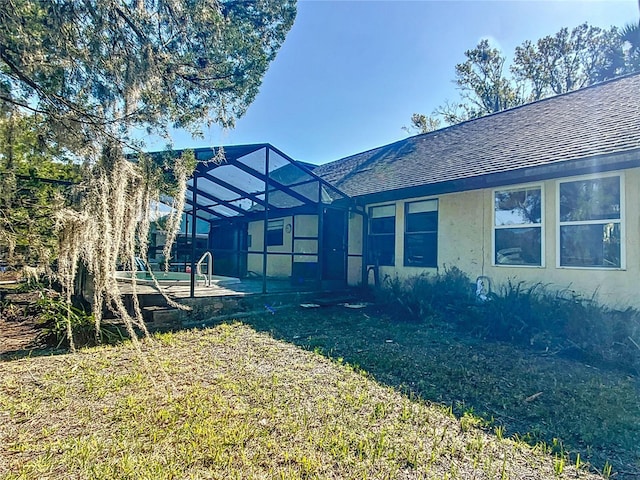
314,73,640,198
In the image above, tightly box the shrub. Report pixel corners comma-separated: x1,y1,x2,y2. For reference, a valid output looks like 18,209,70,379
471,281,563,348
559,296,640,373
35,290,126,349
377,267,474,321
377,268,640,374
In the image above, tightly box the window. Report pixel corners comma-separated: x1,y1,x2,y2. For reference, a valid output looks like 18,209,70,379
404,199,438,267
494,187,542,266
266,219,284,246
368,205,395,266
558,175,622,268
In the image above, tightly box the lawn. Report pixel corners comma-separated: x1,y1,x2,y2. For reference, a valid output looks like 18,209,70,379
236,303,640,478
0,310,624,479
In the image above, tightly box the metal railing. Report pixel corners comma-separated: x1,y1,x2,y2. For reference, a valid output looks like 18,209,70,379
196,251,213,287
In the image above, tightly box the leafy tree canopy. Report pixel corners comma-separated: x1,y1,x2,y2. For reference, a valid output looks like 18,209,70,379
0,0,296,270
512,23,625,100
619,20,640,72
409,20,640,130
0,0,297,151
436,39,523,125
0,112,82,266
403,113,441,135
0,1,297,348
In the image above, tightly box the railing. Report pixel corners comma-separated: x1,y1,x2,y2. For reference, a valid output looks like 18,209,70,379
134,257,147,272
196,251,213,287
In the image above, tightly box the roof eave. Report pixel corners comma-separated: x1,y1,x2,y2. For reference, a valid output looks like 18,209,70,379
352,148,640,205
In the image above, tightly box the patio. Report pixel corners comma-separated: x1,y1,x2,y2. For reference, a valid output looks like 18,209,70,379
140,144,363,299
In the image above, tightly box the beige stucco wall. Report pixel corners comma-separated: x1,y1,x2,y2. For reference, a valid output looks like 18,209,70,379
293,214,319,264
247,214,319,277
347,212,364,284
362,168,640,308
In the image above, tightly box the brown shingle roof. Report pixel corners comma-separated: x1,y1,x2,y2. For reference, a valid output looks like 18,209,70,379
314,73,640,198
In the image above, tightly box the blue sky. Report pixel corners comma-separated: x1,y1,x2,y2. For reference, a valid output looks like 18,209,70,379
144,0,639,165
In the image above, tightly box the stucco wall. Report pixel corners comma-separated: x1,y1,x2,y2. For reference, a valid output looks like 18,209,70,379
247,214,319,277
293,214,319,264
362,168,640,308
347,212,364,284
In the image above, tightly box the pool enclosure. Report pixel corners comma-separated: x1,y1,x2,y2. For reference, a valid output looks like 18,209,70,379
148,144,365,297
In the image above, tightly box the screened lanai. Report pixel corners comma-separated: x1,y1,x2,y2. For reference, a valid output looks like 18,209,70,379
150,144,363,297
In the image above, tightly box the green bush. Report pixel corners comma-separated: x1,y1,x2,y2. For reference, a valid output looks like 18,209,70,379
377,267,474,321
559,295,640,372
35,291,126,349
377,269,640,374
470,281,563,347
475,283,640,372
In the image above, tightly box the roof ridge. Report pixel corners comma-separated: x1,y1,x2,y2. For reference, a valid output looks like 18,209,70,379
318,71,640,169
414,70,640,136
314,72,640,198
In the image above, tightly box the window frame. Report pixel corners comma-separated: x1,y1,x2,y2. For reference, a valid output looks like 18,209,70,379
404,198,438,268
266,218,285,247
367,204,396,266
492,183,545,268
556,172,625,270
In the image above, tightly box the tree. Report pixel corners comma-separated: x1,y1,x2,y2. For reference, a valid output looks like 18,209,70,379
0,0,297,348
410,21,640,130
436,39,523,124
512,23,623,100
0,112,81,267
617,1,640,72
616,20,640,74
0,0,296,150
403,113,441,135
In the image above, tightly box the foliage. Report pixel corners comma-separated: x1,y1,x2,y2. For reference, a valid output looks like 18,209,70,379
0,0,297,148
468,280,561,345
0,283,125,349
55,149,200,351
377,267,474,320
379,270,640,375
0,0,297,344
611,20,640,76
437,39,523,124
34,289,126,348
512,23,626,100
411,21,640,129
0,112,81,267
402,113,441,135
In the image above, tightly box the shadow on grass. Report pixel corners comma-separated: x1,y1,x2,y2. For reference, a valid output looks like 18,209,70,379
232,302,640,478
0,345,69,362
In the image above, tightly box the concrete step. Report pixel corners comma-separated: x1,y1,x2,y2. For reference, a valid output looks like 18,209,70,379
134,288,359,332
142,305,181,331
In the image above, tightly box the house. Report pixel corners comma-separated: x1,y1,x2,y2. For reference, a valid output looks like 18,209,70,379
157,72,640,307
312,72,640,307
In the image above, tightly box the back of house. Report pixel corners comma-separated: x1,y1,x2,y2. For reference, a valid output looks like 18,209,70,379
315,72,640,308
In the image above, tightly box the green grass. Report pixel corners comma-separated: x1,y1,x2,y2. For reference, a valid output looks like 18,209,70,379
0,319,611,479
239,304,640,478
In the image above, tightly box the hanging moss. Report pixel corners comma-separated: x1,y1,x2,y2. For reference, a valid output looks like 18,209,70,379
55,144,198,350
1,1,297,349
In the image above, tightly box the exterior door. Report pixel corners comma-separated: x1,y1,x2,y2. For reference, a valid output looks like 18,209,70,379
322,208,347,282
210,223,247,277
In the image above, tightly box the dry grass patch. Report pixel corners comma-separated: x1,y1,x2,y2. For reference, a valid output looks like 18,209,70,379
1,323,603,479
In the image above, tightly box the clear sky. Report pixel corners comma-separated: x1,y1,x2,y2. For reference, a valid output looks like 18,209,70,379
142,0,639,165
